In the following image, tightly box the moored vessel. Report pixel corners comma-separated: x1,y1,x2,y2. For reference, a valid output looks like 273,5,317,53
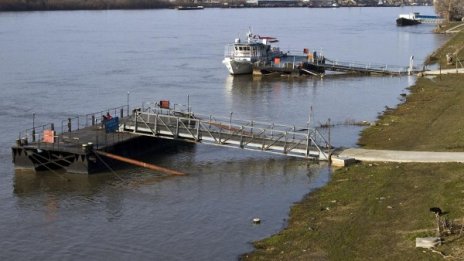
176,5,204,10
396,12,421,26
222,30,282,75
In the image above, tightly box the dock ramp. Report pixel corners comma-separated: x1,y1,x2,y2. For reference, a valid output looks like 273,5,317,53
121,106,330,160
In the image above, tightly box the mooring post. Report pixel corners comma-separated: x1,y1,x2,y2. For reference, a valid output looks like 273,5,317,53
271,123,274,138
218,127,222,144
154,114,158,134
229,112,233,132
284,131,288,154
306,131,311,157
408,56,414,75
328,118,331,150
240,126,244,148
134,111,138,133
195,120,199,141
127,91,130,116
32,113,36,142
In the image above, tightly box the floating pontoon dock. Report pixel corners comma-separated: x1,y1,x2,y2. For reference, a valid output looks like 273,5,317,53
253,53,422,77
12,102,331,174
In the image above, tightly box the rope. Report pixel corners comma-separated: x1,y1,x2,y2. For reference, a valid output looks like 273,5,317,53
93,150,125,182
29,153,70,182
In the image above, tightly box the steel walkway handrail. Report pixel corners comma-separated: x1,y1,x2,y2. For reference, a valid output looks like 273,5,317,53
121,110,330,161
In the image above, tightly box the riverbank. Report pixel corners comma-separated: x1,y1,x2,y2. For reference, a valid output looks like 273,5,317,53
243,27,464,260
0,0,432,12
0,0,173,11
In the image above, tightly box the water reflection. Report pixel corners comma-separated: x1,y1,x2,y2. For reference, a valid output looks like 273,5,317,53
12,152,331,260
224,74,326,93
222,72,421,148
13,169,112,195
0,6,445,260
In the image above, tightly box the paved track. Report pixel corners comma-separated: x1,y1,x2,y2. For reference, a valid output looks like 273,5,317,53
338,148,464,163
420,68,464,75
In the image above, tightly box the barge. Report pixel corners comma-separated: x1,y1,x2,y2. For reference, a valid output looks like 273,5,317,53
176,5,204,10
396,12,443,26
396,12,421,26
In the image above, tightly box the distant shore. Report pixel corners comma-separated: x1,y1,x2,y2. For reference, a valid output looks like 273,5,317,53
0,1,431,12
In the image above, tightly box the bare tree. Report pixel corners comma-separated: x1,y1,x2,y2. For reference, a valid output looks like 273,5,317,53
434,0,464,21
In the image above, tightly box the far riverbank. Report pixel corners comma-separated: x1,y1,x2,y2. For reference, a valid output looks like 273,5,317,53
0,0,432,12
243,25,464,260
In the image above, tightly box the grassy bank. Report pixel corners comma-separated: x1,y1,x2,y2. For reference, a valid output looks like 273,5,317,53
359,75,464,151
243,29,464,260
360,25,464,151
243,163,464,260
427,26,464,68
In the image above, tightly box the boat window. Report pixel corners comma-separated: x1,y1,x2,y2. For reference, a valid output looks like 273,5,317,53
239,47,243,51
235,47,238,50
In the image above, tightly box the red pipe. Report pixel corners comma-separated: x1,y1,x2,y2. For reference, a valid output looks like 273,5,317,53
94,150,186,176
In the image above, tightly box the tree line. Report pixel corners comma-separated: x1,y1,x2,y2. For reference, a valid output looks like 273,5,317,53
434,0,464,21
0,0,174,11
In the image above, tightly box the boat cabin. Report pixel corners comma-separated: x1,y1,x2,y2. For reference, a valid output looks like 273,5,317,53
224,37,281,63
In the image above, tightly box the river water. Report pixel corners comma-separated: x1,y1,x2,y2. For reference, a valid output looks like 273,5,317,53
0,6,444,260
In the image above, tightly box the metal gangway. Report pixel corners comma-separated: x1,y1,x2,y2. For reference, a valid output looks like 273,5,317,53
121,105,331,161
415,15,444,24
320,58,417,75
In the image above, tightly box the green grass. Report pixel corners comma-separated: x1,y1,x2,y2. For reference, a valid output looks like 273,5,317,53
426,28,464,68
359,75,464,151
434,22,463,33
243,163,464,260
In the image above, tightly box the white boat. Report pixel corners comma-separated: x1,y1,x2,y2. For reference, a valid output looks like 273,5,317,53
222,30,282,75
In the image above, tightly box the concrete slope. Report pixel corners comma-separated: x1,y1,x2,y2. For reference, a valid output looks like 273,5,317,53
419,68,464,76
338,148,464,163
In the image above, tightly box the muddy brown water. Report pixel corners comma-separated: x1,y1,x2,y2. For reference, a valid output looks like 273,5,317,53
0,6,444,260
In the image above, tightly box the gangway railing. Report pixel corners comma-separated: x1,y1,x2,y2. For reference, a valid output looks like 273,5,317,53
17,105,129,144
322,58,414,75
415,15,444,24
121,106,330,161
